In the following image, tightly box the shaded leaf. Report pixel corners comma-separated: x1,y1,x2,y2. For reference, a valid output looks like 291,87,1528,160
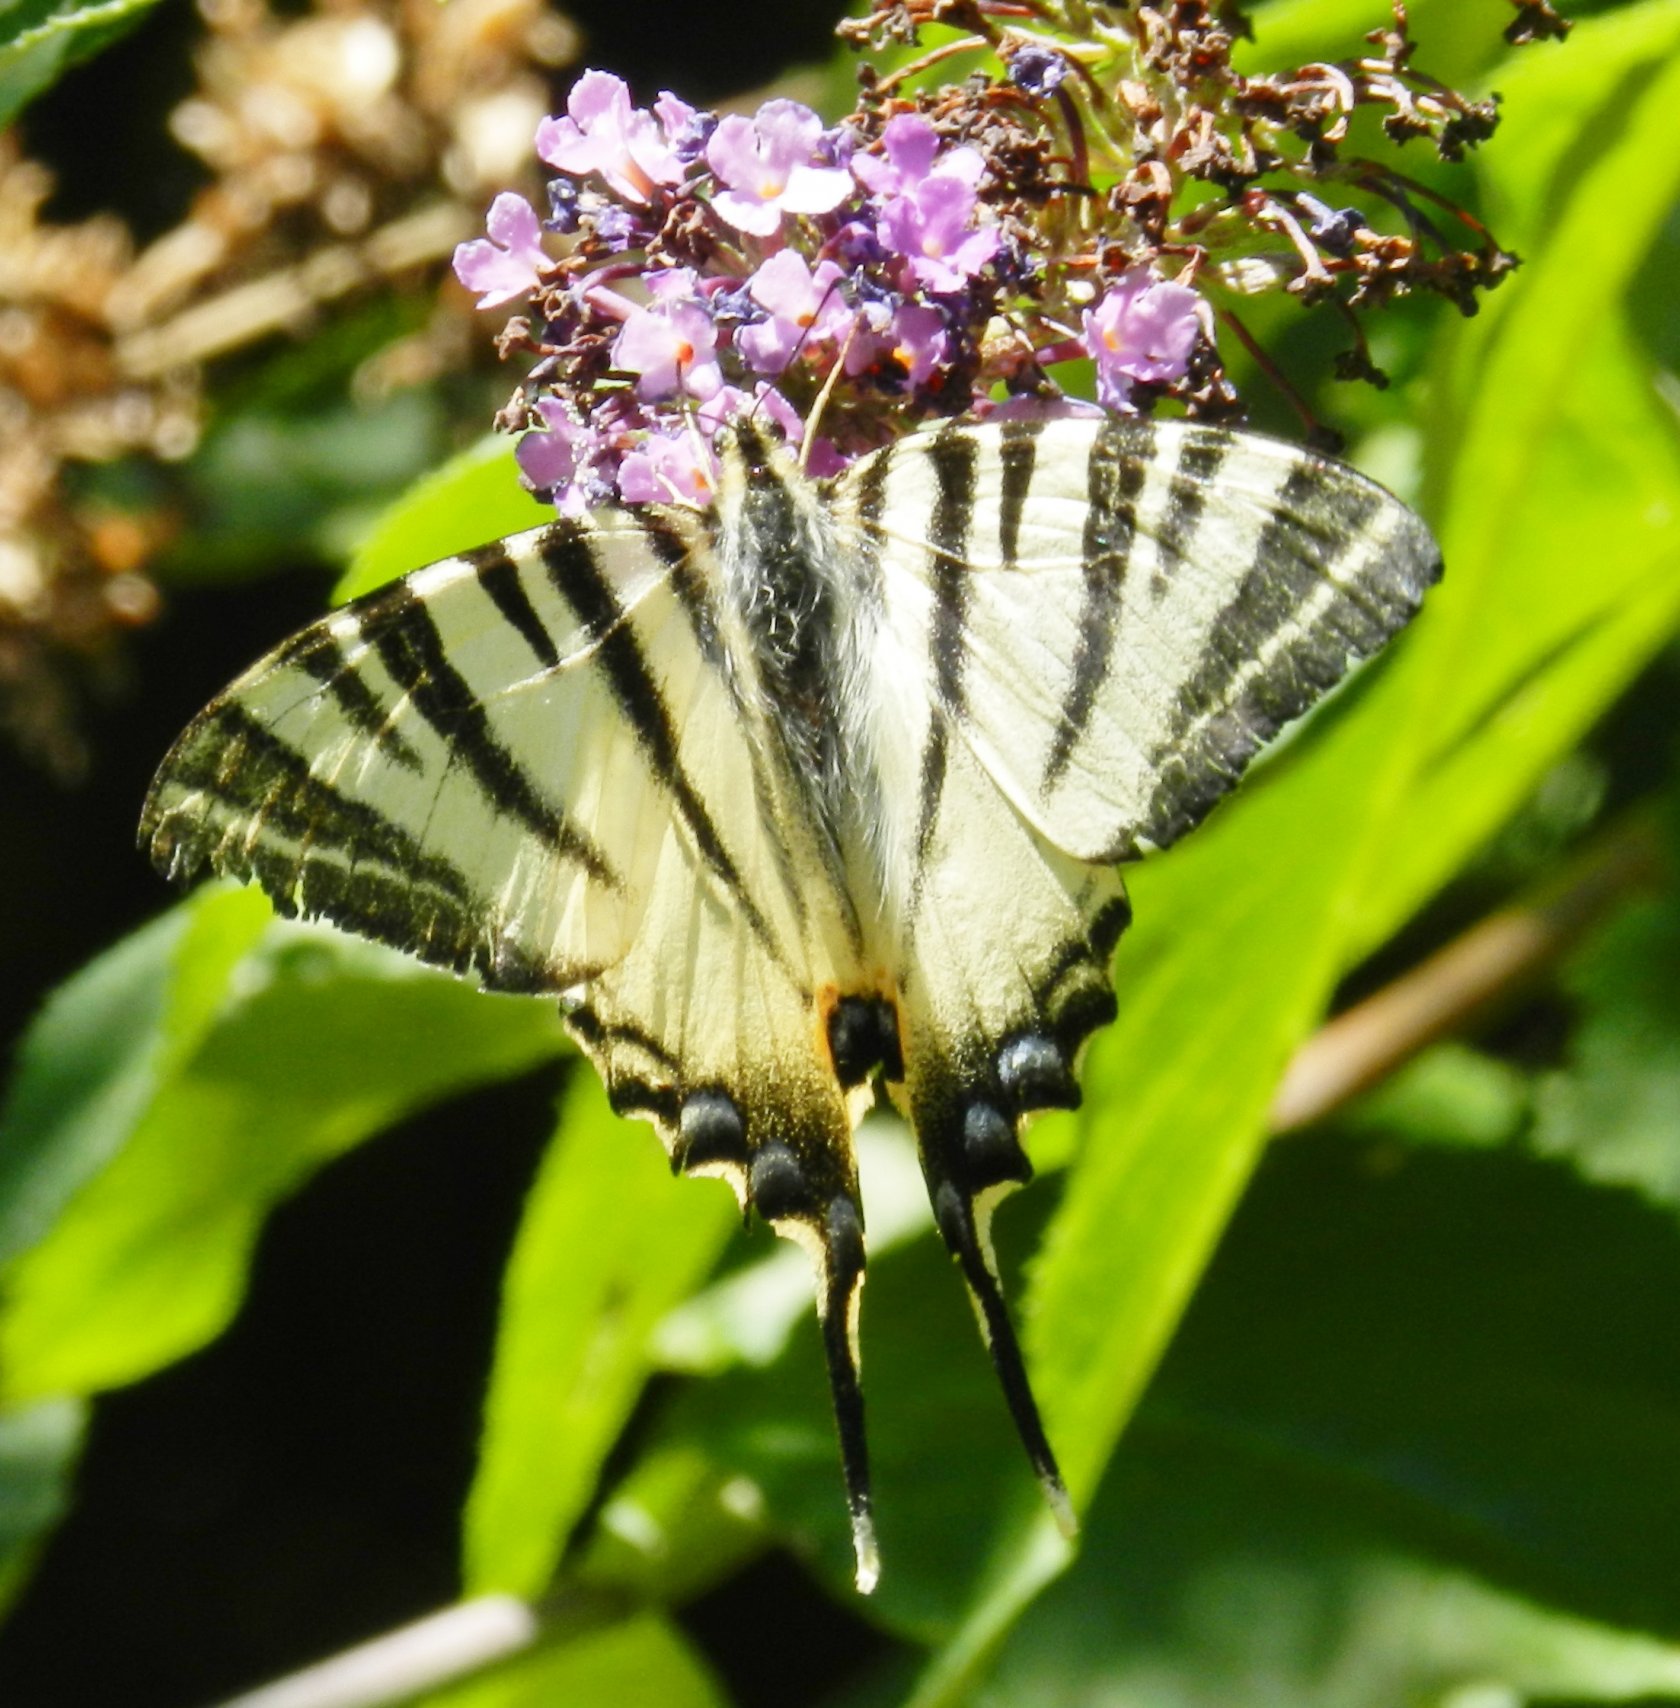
1339,1041,1532,1152
0,1400,84,1619
981,1129,1680,1704
0,914,566,1405
1534,859,1680,1210
574,1444,768,1607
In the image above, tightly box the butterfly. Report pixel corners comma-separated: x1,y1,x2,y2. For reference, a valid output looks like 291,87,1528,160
141,413,1440,1589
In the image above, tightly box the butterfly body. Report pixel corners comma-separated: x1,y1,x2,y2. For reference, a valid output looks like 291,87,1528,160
142,413,1440,1589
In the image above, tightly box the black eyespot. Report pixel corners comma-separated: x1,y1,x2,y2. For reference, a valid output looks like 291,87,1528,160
676,1089,747,1173
932,1179,968,1251
828,995,904,1087
962,1100,1030,1188
997,1033,1079,1113
824,1193,866,1279
749,1141,813,1222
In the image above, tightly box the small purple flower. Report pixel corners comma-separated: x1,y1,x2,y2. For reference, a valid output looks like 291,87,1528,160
612,272,723,401
694,384,753,435
546,177,583,234
537,70,687,205
878,173,1000,293
885,302,948,386
803,437,849,479
618,426,718,507
709,281,759,330
752,383,806,445
517,400,605,515
736,251,854,374
1081,268,1203,408
830,218,890,272
453,193,548,309
654,90,711,163
981,393,1105,422
705,99,853,237
592,203,649,251
852,114,983,199
1009,45,1070,97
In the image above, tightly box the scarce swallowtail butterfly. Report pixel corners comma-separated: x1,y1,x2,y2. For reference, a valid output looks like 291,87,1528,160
141,413,1441,1590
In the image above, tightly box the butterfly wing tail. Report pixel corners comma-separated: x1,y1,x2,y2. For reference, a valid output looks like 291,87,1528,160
907,1040,1079,1536
888,731,1133,1531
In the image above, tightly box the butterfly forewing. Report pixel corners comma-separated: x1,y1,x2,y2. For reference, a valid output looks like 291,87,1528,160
838,416,1442,866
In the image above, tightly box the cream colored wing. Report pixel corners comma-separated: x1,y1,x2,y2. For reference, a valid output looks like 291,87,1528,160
836,413,1441,863
828,412,1440,1525
141,503,884,1584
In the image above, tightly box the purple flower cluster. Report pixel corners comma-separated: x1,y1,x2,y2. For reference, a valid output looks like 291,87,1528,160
454,72,1206,512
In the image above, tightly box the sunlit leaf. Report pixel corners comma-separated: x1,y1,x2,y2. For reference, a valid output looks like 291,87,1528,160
0,886,271,1269
336,437,554,604
902,14,1680,1700
462,1073,739,1599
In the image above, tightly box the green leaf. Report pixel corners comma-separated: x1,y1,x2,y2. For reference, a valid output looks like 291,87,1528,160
0,0,163,128
1472,0,1680,258
0,885,272,1269
982,1445,1680,1708
1338,1041,1532,1151
335,437,555,604
573,1444,767,1607
418,1610,730,1708
1533,867,1680,1211
0,1399,85,1618
981,1130,1680,1704
169,393,449,589
1348,6,1680,945
462,1072,740,1599
0,914,567,1405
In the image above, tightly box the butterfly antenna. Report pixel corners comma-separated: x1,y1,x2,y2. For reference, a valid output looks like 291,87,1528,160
799,324,857,475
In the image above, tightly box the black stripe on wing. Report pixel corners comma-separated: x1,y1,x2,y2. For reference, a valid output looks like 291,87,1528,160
996,418,1041,573
354,579,622,890
1041,416,1149,793
913,428,978,885
1151,426,1232,600
1139,456,1442,852
141,703,557,993
537,521,787,967
275,627,423,773
470,541,561,671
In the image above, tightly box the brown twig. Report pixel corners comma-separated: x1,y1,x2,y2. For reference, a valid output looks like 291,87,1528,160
1271,808,1670,1133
